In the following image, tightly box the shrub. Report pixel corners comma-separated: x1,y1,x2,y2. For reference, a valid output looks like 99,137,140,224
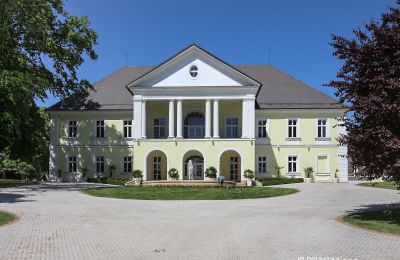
259,177,303,186
106,178,130,186
243,169,255,179
204,167,217,179
86,177,107,184
168,168,179,179
132,169,143,179
275,166,284,178
304,167,314,178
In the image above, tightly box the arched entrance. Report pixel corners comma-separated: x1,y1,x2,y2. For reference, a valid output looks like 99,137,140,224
146,150,167,181
184,112,205,138
182,150,205,180
219,150,241,181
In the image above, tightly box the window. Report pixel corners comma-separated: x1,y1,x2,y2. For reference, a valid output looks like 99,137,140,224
68,120,77,138
288,119,298,138
123,120,132,138
184,112,205,138
95,156,105,173
288,156,298,173
153,118,166,138
230,157,239,181
317,119,327,138
96,120,105,138
257,119,268,138
225,117,239,138
68,156,77,173
257,156,267,173
123,156,132,173
189,65,198,78
153,157,161,180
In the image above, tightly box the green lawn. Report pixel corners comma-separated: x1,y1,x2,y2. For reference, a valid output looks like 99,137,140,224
358,181,398,190
0,179,37,188
0,211,16,226
343,208,400,235
83,186,298,200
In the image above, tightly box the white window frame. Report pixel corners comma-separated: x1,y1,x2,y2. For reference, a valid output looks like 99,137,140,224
256,118,269,138
287,155,299,174
67,120,78,138
153,117,167,139
257,155,267,173
287,118,300,138
67,155,78,173
95,155,105,175
123,155,133,173
316,118,329,138
123,120,133,138
225,117,240,138
95,120,106,138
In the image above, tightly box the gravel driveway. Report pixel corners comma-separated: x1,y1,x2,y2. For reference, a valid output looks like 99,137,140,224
0,182,399,260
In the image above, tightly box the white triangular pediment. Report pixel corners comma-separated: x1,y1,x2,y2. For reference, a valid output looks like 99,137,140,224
128,45,260,88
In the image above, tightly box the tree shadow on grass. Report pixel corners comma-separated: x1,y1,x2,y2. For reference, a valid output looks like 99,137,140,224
345,203,400,226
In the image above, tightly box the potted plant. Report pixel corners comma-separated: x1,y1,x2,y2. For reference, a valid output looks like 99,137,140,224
243,169,255,187
132,169,143,187
57,169,62,183
304,167,314,183
109,164,116,178
168,168,179,180
333,169,339,183
204,166,217,180
275,166,284,178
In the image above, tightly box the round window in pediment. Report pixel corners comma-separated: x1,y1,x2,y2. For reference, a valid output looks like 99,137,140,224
189,65,199,78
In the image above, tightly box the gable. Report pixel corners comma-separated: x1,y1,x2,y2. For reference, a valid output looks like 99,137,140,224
127,44,261,89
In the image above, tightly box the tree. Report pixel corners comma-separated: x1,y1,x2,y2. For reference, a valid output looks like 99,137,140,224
327,2,400,186
0,0,97,157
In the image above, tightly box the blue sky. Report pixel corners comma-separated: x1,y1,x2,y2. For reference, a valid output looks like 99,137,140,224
37,0,395,107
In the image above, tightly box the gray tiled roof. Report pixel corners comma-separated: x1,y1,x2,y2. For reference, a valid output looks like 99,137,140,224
47,65,342,111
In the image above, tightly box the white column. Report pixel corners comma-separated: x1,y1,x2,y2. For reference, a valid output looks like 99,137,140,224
213,99,219,138
133,97,142,138
242,100,247,138
141,101,146,138
176,100,183,138
205,99,211,138
168,100,175,138
247,98,255,138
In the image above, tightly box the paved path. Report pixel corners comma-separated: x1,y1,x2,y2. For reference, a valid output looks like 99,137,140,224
0,182,399,260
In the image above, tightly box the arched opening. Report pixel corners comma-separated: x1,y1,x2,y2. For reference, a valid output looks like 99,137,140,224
219,150,241,181
184,112,205,138
146,150,168,181
182,150,204,180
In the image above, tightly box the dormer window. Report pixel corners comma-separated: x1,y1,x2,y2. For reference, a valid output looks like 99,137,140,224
189,65,198,78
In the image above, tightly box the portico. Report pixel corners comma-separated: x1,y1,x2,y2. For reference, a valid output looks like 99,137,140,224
132,95,256,140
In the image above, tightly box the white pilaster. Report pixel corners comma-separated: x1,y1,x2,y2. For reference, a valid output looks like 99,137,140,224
141,101,146,138
246,98,255,138
133,96,142,138
168,100,175,138
241,99,247,138
205,99,211,138
338,124,348,182
176,100,183,138
213,99,219,138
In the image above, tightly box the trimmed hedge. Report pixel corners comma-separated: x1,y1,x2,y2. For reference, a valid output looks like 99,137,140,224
86,177,129,186
258,177,304,186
